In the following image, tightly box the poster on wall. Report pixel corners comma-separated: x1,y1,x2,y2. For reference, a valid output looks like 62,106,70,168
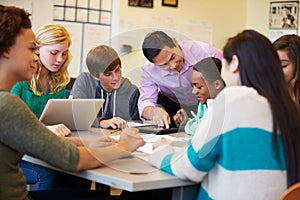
269,1,299,42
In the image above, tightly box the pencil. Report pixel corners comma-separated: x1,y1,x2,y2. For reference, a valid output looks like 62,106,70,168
190,111,200,123
110,128,121,134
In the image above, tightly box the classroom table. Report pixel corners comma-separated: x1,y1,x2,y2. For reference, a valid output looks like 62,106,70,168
23,128,199,200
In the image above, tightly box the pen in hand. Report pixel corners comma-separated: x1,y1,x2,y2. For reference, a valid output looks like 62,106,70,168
190,110,200,124
110,128,121,134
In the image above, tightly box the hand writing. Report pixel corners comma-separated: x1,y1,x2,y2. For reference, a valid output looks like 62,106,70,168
117,128,145,152
173,109,188,126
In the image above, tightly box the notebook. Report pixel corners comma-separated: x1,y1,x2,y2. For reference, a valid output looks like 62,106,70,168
39,99,104,131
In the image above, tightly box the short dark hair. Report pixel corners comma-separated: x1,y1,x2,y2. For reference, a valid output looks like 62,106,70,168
0,5,31,56
193,57,222,83
142,31,176,63
86,45,121,77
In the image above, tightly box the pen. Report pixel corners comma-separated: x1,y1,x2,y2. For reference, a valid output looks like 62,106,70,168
110,128,121,134
190,110,200,123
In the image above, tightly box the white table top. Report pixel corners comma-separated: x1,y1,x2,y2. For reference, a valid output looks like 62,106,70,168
23,128,196,192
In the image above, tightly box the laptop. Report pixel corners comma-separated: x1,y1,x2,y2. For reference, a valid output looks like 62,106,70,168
39,99,104,131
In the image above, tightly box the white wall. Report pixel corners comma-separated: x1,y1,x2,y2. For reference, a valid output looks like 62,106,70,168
118,0,248,86
118,0,300,87
118,0,247,50
246,0,270,34
0,0,111,78
1,0,299,85
0,0,53,31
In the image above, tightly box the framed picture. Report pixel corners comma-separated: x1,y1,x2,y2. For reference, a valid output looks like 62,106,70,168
128,0,153,8
162,0,178,7
269,1,299,42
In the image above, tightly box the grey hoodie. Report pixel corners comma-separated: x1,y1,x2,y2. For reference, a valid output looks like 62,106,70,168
70,72,140,127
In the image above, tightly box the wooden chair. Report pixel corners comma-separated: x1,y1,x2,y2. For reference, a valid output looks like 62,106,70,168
281,182,300,200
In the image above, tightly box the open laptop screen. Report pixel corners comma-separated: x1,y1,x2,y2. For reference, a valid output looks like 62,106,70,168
39,99,104,131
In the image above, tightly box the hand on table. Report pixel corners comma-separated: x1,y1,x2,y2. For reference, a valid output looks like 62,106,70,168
173,109,188,127
117,128,145,152
46,124,71,137
151,107,170,128
100,117,128,129
84,135,117,147
152,137,172,150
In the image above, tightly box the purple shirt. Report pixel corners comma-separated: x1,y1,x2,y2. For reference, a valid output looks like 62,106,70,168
138,40,223,116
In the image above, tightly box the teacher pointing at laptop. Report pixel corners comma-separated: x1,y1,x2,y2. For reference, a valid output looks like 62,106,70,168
138,31,222,128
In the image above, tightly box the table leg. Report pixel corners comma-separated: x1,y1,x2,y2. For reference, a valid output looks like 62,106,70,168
95,182,111,196
172,185,199,200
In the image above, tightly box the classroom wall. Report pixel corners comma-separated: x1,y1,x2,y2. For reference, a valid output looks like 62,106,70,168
118,0,248,83
246,0,270,34
119,0,300,48
0,0,53,31
119,0,247,50
119,0,300,85
1,0,299,82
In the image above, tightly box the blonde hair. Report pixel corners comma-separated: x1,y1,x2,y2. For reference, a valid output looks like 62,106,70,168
30,24,71,95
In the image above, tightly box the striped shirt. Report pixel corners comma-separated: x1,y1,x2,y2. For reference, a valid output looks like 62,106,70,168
149,86,286,200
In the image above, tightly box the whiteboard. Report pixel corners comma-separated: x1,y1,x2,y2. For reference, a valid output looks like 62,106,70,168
0,0,32,13
1,0,113,78
56,22,82,77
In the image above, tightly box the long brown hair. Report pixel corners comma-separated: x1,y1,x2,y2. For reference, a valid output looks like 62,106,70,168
223,30,300,187
273,34,300,109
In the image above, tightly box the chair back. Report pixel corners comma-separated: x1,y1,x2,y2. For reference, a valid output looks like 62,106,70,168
281,182,300,200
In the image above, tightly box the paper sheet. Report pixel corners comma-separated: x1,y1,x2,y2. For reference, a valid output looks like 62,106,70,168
110,134,177,154
127,121,153,127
